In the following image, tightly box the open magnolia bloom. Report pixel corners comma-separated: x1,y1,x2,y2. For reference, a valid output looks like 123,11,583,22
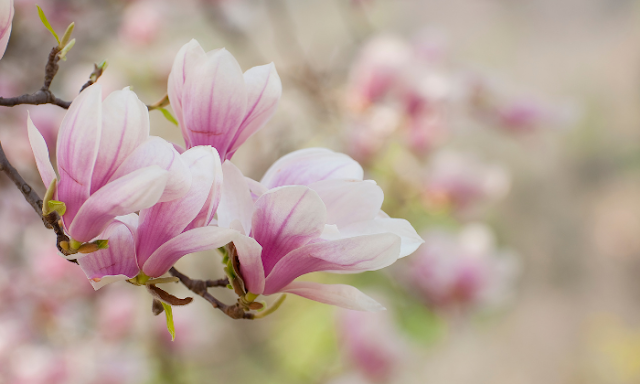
77,146,257,289
28,84,191,247
168,39,282,161
0,0,13,60
216,148,424,311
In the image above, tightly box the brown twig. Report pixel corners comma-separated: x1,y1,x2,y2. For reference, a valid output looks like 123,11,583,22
79,62,106,93
169,267,253,320
0,140,73,259
0,46,72,109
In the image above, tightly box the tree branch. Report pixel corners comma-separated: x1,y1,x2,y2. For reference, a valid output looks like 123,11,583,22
169,267,253,320
0,140,73,259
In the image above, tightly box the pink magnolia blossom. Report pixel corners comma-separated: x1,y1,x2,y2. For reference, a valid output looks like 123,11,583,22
215,148,423,310
338,308,405,383
168,39,282,160
0,0,13,60
78,146,247,287
119,0,163,46
406,224,518,312
423,150,510,213
28,84,191,244
346,36,412,110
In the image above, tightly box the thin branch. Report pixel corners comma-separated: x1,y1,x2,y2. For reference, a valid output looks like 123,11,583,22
0,140,73,259
79,62,106,93
169,267,253,320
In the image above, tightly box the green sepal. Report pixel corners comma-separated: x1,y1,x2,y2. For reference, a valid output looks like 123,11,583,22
160,302,175,341
96,240,109,250
36,5,60,45
42,179,57,215
158,108,179,126
128,272,150,286
47,200,66,216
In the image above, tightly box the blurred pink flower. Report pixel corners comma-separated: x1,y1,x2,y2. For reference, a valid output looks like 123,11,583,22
119,0,163,46
216,148,423,310
338,309,405,383
168,39,282,160
423,150,510,213
0,0,13,60
346,36,412,110
406,224,518,312
346,106,400,163
28,85,191,244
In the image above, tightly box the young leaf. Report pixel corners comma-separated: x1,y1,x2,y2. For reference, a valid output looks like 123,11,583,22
36,5,60,45
158,108,179,126
160,302,175,341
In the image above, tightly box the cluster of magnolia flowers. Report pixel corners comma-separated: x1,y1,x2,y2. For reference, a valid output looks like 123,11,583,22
26,39,423,315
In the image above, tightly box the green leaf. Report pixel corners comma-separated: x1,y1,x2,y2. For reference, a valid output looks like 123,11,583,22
36,5,60,45
160,302,175,341
60,22,74,47
47,200,66,215
158,108,179,126
58,38,75,61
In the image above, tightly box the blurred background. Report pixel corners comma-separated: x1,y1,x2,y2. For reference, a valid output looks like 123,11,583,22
0,0,639,383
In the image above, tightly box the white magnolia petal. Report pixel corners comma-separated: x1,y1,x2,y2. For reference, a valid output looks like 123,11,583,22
142,226,239,277
27,114,56,189
91,87,150,192
280,281,385,311
218,161,254,235
68,166,168,242
56,84,103,224
340,217,424,258
261,148,364,189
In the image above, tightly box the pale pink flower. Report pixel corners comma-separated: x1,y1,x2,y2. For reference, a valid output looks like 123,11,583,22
28,84,191,244
78,146,241,287
168,39,282,160
119,0,163,46
423,150,510,212
346,36,412,110
216,148,423,310
406,224,518,312
338,308,404,383
0,0,13,60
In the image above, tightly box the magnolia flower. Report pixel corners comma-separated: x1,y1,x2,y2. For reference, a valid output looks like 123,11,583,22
168,39,282,161
28,84,191,245
338,308,405,383
423,150,510,212
78,146,250,288
406,224,518,312
216,148,423,310
346,35,412,111
0,0,14,60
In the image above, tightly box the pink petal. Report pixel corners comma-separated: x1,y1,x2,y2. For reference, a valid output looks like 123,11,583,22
136,146,217,266
233,233,265,294
280,281,385,311
167,39,206,146
181,48,247,159
183,145,223,229
0,0,13,60
310,179,383,228
142,226,239,277
260,148,364,189
109,136,191,203
91,87,150,192
56,84,103,225
77,214,139,290
263,233,400,294
246,177,267,201
227,63,282,157
27,113,56,189
68,166,169,242
217,161,254,235
252,186,326,276
340,218,424,258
